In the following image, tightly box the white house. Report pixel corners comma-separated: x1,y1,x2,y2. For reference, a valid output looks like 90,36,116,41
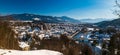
38,34,45,40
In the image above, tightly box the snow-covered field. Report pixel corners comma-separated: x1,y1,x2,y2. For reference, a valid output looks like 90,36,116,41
0,49,63,55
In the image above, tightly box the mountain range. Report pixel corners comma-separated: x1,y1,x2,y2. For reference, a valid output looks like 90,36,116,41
1,13,117,26
7,13,80,23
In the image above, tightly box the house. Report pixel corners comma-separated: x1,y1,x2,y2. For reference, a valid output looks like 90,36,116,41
38,34,45,40
19,42,30,51
87,28,94,31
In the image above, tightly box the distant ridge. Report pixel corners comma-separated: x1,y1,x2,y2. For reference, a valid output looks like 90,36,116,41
79,18,112,23
95,18,120,28
6,13,80,23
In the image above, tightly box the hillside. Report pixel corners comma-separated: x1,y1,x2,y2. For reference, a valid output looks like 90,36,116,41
7,13,80,23
95,18,120,28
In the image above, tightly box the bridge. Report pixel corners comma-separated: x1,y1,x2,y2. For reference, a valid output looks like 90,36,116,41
67,31,80,39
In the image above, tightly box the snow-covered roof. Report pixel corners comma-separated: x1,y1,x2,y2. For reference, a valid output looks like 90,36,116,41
81,35,84,38
19,42,29,48
96,45,102,50
0,49,63,55
21,32,26,35
87,28,94,31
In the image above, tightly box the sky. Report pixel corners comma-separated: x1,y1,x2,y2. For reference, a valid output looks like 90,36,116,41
0,0,118,19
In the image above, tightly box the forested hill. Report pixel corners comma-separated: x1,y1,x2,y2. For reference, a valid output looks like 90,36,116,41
95,18,120,28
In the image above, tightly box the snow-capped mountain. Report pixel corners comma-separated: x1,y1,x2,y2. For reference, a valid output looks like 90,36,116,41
7,13,80,23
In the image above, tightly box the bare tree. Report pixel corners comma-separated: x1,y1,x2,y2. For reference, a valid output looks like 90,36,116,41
115,0,120,7
113,0,120,17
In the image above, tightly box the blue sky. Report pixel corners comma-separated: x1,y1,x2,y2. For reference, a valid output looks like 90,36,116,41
0,0,117,19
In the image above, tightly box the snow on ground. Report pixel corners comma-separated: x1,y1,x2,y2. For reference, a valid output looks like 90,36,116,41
0,49,63,55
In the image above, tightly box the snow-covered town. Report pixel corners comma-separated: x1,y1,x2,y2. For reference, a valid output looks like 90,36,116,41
1,0,120,55
0,18,114,55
